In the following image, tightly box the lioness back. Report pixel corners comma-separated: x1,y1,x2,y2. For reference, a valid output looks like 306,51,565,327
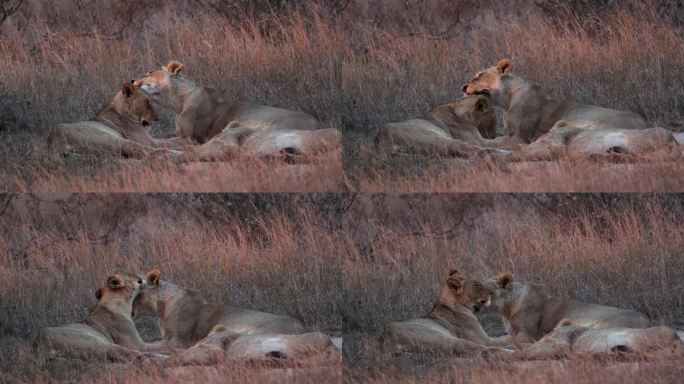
217,308,306,336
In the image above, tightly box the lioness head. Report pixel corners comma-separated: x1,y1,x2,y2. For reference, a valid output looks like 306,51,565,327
132,269,162,318
428,95,496,139
480,272,519,314
133,60,185,109
462,59,513,102
94,273,146,303
441,268,493,313
119,82,159,127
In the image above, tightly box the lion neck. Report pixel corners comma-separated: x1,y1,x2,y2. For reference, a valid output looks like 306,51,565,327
500,283,535,321
155,281,208,338
86,292,135,336
499,74,531,110
430,285,475,320
170,77,203,113
95,92,140,137
424,109,474,138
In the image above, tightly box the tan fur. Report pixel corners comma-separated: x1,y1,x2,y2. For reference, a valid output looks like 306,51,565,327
463,59,648,143
522,321,681,359
376,95,518,157
381,269,516,356
133,270,306,350
35,273,170,360
481,273,651,343
48,83,185,158
134,61,339,159
197,127,341,161
177,325,339,364
518,121,681,160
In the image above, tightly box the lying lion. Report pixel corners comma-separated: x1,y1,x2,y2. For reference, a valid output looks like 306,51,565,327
381,269,516,356
48,83,183,158
134,270,308,349
517,120,681,160
196,125,341,161
177,325,339,364
463,59,648,143
521,319,681,359
481,273,651,343
376,95,516,157
134,270,338,361
35,273,170,360
134,61,340,160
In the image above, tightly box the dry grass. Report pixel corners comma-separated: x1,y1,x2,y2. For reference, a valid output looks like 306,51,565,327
0,194,344,382
1,2,682,191
352,154,684,192
341,193,684,382
6,153,344,192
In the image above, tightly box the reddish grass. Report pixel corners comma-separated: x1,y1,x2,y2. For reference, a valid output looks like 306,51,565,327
6,152,344,192
351,155,684,192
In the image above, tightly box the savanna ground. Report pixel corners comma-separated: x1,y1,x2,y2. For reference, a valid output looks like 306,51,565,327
0,193,345,383
1,1,683,192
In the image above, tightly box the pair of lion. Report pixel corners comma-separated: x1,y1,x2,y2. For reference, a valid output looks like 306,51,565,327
378,59,681,160
36,270,340,363
49,61,340,161
381,269,682,359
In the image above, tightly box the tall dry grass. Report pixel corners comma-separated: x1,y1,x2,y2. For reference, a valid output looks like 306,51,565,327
1,2,682,191
353,155,684,193
0,194,345,382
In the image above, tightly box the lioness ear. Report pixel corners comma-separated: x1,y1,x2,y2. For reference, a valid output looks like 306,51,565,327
496,273,513,289
107,275,124,290
474,98,489,112
447,275,464,294
448,268,460,277
121,83,136,98
495,59,513,74
95,288,103,300
163,60,184,75
146,269,161,286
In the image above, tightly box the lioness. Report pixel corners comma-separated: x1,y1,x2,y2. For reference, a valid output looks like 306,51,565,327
376,95,516,157
463,59,648,143
35,273,170,360
381,269,516,356
178,325,339,364
518,121,681,160
134,61,320,143
48,83,183,158
522,319,681,359
196,126,341,161
133,270,306,349
481,273,651,343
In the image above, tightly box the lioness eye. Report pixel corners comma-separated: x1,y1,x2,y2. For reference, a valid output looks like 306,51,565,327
137,279,143,284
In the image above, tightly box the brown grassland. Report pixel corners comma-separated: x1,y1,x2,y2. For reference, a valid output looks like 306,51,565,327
0,1,683,191
2,193,683,382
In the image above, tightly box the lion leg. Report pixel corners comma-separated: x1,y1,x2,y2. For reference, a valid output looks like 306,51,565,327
377,124,483,157
194,127,254,161
48,123,159,158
